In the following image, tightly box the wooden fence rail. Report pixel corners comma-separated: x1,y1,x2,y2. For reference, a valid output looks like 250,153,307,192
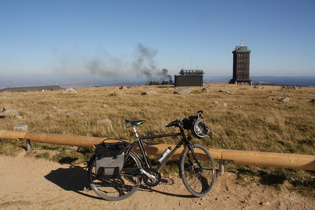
0,129,314,171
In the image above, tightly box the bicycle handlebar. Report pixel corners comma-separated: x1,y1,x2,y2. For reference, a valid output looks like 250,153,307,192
166,119,182,128
166,110,204,128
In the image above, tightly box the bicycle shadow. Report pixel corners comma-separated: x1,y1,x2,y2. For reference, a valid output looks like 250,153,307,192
44,158,195,200
139,178,194,198
45,166,193,199
140,187,194,198
44,165,101,200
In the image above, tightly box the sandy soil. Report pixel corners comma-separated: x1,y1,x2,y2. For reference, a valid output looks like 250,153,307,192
0,151,314,210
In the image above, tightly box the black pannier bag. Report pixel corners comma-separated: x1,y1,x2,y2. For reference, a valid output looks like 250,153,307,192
95,142,128,178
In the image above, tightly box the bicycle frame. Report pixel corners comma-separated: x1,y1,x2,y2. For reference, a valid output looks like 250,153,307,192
129,125,197,173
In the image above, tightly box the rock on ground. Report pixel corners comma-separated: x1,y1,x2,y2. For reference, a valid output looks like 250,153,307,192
63,88,77,94
0,107,22,119
174,88,191,95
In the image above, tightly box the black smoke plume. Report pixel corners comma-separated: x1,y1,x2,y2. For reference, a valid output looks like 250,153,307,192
86,56,123,78
55,44,171,82
132,43,171,82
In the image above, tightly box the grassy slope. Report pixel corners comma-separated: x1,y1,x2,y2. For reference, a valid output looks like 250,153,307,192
1,84,314,153
0,84,314,195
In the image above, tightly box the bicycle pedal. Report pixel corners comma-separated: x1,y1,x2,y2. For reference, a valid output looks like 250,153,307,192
159,179,168,185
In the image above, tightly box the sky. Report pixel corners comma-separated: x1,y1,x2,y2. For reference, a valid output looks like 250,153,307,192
0,0,314,84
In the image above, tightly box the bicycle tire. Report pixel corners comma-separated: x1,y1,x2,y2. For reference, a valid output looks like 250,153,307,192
180,143,216,197
88,150,142,201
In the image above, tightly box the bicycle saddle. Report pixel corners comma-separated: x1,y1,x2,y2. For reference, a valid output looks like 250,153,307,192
125,120,145,127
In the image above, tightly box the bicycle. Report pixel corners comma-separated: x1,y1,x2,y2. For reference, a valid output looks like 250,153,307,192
87,110,216,201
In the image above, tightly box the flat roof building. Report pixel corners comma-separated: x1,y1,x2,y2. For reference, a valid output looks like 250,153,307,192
174,69,204,87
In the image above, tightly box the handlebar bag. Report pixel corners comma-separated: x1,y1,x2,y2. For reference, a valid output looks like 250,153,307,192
183,117,196,129
95,142,128,178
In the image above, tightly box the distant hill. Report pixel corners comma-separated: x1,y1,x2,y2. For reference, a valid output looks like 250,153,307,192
0,85,63,92
251,76,315,86
1,74,314,89
204,76,315,87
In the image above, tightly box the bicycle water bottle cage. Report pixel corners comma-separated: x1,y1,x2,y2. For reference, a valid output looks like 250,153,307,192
125,120,145,128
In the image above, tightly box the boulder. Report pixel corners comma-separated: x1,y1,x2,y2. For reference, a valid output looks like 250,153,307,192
13,124,28,131
174,88,191,95
219,89,231,94
109,91,123,96
63,88,77,94
119,86,128,90
202,88,211,93
264,117,280,123
66,111,84,117
281,85,296,90
0,107,22,119
279,96,290,103
211,101,227,108
141,90,157,95
97,118,112,125
254,86,264,89
218,103,228,108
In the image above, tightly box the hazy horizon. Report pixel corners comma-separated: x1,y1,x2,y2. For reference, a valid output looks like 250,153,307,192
1,73,315,89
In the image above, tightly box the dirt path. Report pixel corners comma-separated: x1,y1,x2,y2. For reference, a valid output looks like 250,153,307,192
0,152,314,209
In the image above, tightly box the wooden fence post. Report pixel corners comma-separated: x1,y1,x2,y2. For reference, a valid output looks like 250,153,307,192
13,125,30,152
219,160,225,175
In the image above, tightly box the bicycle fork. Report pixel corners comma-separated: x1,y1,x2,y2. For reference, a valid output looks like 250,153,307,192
186,144,204,171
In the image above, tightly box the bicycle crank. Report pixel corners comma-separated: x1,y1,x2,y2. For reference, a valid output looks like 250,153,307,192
141,168,161,187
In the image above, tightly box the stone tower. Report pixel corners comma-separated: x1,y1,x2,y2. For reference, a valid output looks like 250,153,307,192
229,45,251,85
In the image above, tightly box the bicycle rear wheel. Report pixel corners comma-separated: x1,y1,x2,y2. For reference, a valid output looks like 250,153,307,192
88,150,142,201
180,143,216,197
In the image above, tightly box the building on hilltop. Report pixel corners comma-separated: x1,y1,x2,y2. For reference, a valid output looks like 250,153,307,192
229,45,252,85
174,69,204,87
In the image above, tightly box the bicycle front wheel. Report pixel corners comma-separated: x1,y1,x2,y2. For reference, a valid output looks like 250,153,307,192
88,150,142,201
180,143,216,197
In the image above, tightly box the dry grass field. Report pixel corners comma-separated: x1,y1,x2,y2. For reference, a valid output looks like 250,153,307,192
0,84,314,196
